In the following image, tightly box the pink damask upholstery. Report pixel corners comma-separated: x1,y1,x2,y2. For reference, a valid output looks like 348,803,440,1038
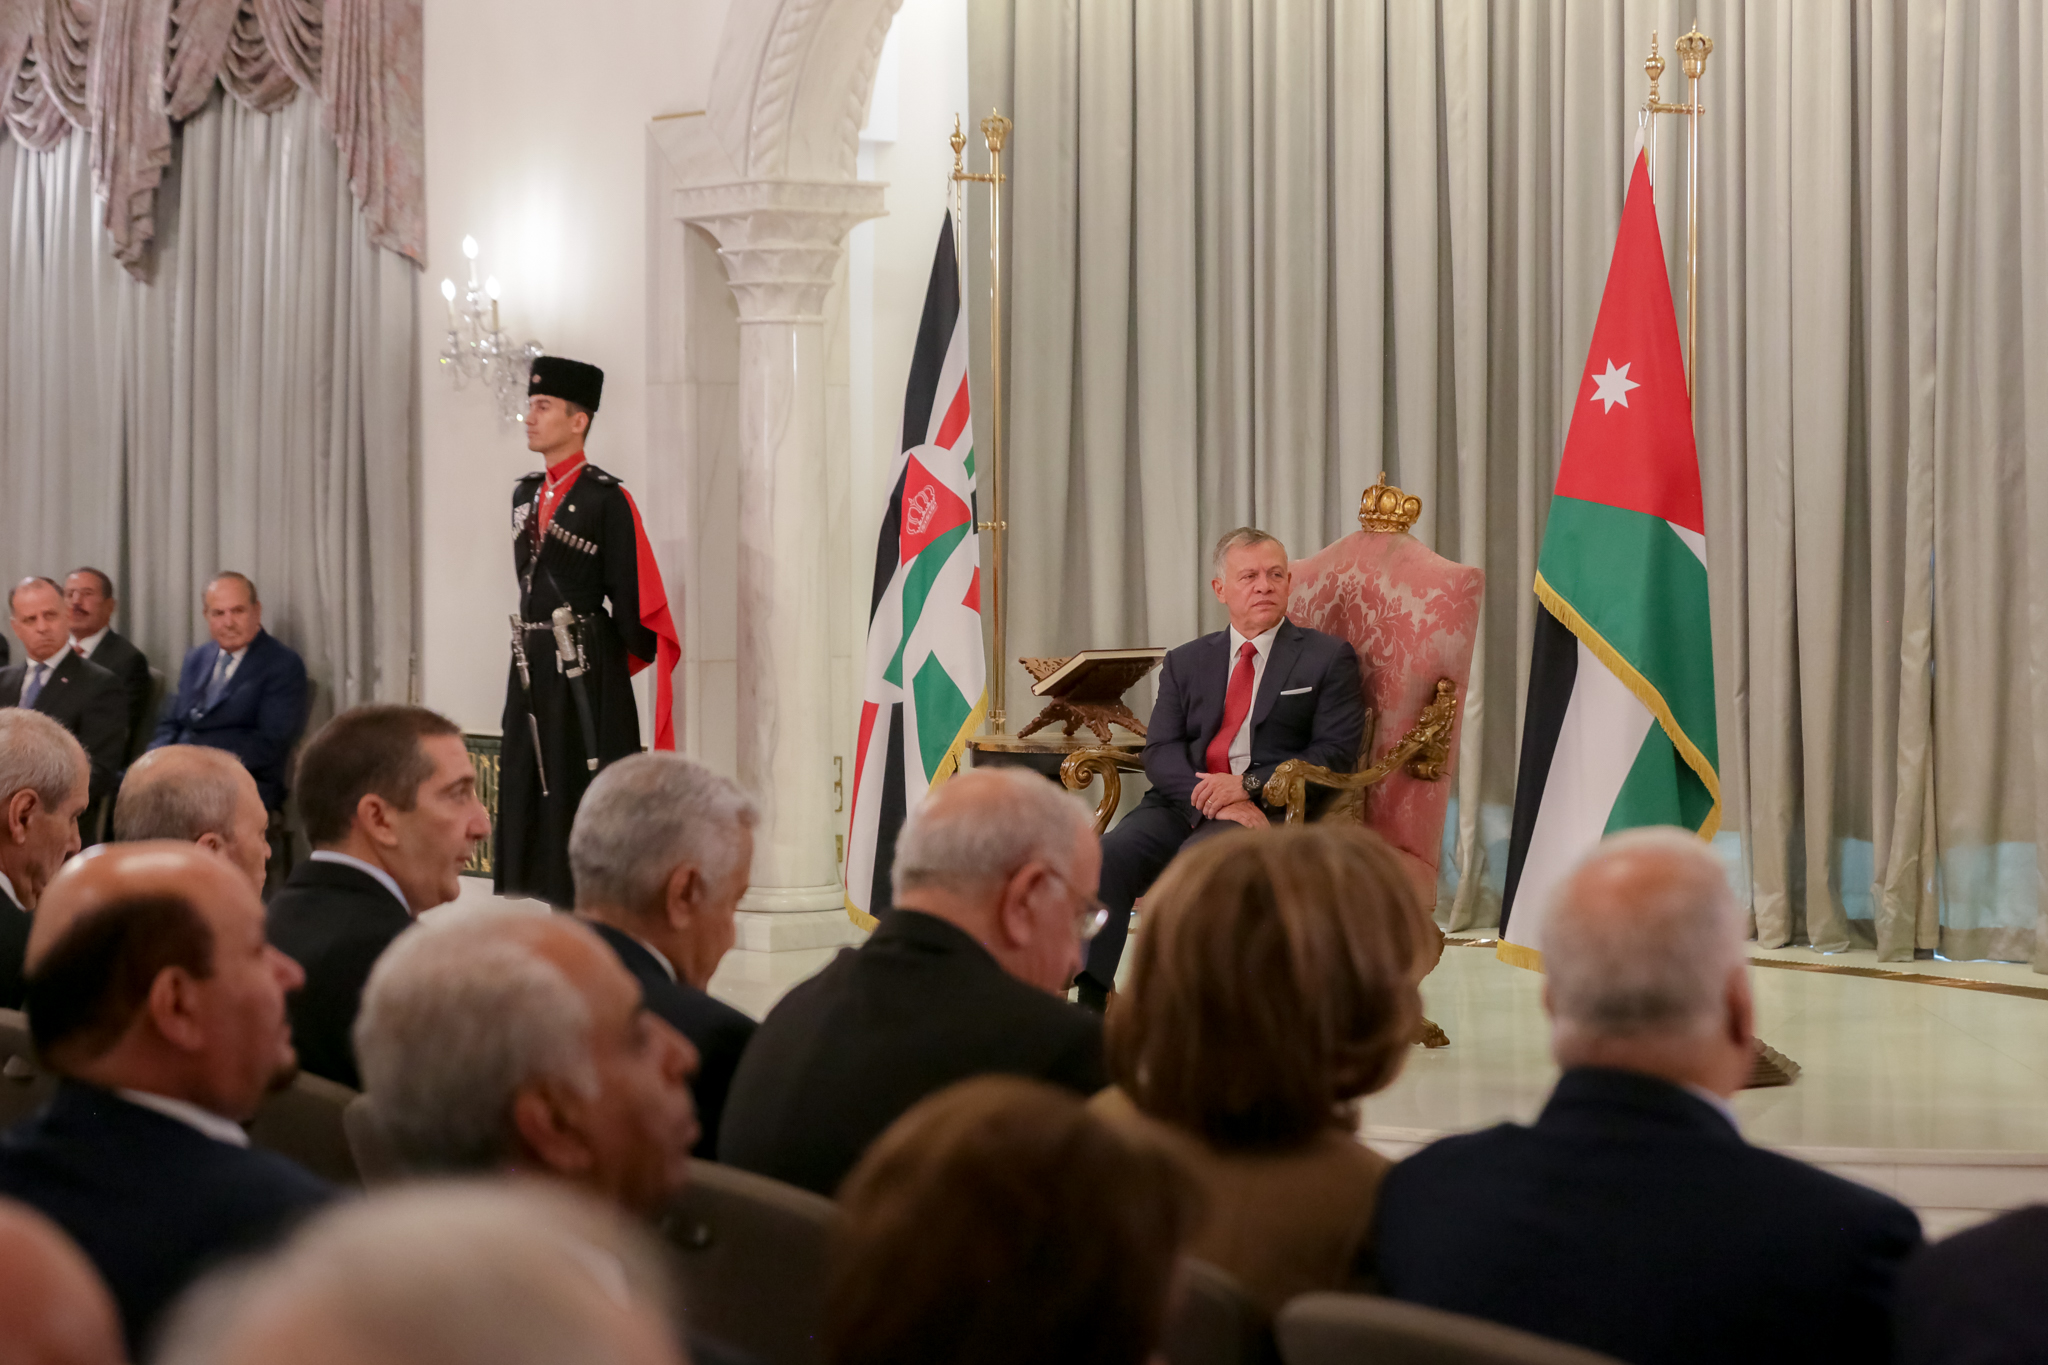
1289,531,1483,908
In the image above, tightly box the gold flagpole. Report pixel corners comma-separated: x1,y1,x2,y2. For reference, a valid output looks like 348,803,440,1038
1641,27,1711,409
953,110,1012,734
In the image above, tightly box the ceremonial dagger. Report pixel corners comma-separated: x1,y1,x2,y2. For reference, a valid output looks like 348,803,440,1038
508,615,549,796
552,606,603,773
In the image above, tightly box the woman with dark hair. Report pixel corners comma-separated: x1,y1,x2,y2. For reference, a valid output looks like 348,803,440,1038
827,1075,1200,1365
1093,822,1435,1314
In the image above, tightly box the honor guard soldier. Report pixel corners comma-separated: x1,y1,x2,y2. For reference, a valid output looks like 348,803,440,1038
498,357,680,907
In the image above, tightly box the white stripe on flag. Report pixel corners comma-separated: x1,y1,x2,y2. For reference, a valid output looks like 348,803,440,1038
1505,640,1655,957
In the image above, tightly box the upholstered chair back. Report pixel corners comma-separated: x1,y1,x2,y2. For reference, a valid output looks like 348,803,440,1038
1287,480,1484,907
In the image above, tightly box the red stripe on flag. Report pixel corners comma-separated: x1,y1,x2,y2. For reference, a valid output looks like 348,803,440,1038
962,567,980,613
933,376,970,450
847,699,880,851
619,488,683,751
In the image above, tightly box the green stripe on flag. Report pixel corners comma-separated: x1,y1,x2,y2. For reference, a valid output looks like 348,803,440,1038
1605,725,1715,834
1537,496,1717,769
912,653,974,781
883,523,970,688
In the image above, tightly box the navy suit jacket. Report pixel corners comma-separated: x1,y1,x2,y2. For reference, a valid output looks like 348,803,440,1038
266,858,414,1090
150,628,308,809
1894,1204,2048,1365
1370,1067,1922,1365
0,650,129,809
718,911,1105,1197
585,919,756,1161
0,1080,334,1356
1143,619,1366,825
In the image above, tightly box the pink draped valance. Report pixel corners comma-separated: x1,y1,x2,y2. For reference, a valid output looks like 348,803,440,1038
0,0,421,277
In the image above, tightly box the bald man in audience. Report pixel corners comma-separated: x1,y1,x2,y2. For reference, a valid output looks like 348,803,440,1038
1370,828,1921,1365
156,1184,684,1365
0,843,333,1355
0,1198,125,1365
2,578,127,816
112,746,270,891
718,767,1107,1196
149,573,308,815
570,753,758,1158
0,711,91,1010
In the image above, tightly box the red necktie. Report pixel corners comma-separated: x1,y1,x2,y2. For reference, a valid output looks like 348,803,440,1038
1204,640,1260,774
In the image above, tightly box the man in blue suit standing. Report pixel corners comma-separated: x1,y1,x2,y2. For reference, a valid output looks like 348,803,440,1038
149,572,307,814
1075,527,1366,1010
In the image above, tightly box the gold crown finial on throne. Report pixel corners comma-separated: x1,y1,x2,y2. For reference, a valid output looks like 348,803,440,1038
1359,472,1422,534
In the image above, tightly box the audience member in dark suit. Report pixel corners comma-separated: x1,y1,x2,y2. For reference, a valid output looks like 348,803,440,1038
113,745,273,891
1078,528,1365,1009
65,567,154,762
1370,829,1921,1365
154,1183,698,1365
831,1076,1199,1365
570,752,759,1159
719,767,1108,1197
0,1197,126,1365
265,706,489,1089
3,578,128,812
0,711,91,1009
352,909,747,1365
148,572,308,811
0,842,334,1355
1894,1204,2048,1365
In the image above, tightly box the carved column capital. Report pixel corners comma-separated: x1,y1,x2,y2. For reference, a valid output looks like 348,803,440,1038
677,177,887,323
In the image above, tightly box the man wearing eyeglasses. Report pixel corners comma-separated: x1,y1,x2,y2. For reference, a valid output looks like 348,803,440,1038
718,767,1108,1197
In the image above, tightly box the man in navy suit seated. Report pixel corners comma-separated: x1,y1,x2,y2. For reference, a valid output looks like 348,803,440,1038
1076,527,1365,1009
149,572,307,814
0,841,334,1356
1370,829,1923,1365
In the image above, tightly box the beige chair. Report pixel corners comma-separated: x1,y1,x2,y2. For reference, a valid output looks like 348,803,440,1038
247,1070,360,1185
1164,1257,1278,1365
0,1008,56,1129
660,1160,839,1365
1276,1294,1626,1365
341,1092,408,1187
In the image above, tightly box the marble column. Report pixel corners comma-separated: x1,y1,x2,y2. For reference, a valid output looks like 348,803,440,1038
679,181,885,949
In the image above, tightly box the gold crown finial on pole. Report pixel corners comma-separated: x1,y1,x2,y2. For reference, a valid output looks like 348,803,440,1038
981,109,1011,158
1676,25,1713,79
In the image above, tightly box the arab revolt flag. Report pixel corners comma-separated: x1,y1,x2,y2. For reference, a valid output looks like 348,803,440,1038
1497,148,1720,969
844,216,988,929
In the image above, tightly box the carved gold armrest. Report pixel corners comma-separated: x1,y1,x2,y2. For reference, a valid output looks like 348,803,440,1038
1262,678,1461,825
1060,747,1146,835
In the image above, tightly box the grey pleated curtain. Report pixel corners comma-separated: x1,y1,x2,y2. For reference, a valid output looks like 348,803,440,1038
1,89,417,732
973,0,2048,968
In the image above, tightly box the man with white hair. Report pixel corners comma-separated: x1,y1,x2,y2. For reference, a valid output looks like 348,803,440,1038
718,766,1108,1196
571,753,759,1158
112,745,272,890
1370,828,1921,1365
353,908,701,1217
0,709,91,1009
156,1183,686,1365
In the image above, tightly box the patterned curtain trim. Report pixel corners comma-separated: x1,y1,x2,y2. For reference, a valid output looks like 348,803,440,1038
0,0,422,277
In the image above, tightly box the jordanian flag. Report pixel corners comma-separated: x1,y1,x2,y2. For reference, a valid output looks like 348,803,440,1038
844,216,987,929
1497,148,1720,968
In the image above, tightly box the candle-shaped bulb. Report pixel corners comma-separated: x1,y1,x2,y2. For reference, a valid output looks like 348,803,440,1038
485,276,501,299
440,277,456,302
462,235,479,260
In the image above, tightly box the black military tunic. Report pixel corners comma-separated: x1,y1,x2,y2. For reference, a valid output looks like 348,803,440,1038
496,461,658,907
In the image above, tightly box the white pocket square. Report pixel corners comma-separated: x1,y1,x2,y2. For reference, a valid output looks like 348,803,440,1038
1279,686,1313,696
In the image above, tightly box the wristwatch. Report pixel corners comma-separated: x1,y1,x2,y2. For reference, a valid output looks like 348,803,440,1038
1241,771,1263,802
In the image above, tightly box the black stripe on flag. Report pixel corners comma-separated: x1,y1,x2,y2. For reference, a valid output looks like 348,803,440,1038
869,216,961,622
1499,601,1579,936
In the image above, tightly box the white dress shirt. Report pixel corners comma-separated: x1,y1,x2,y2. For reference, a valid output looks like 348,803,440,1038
1223,622,1282,775
212,644,250,690
71,627,109,658
309,850,412,915
0,869,22,913
115,1089,250,1147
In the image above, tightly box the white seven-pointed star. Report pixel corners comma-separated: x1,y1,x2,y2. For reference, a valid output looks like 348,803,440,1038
1589,359,1640,414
